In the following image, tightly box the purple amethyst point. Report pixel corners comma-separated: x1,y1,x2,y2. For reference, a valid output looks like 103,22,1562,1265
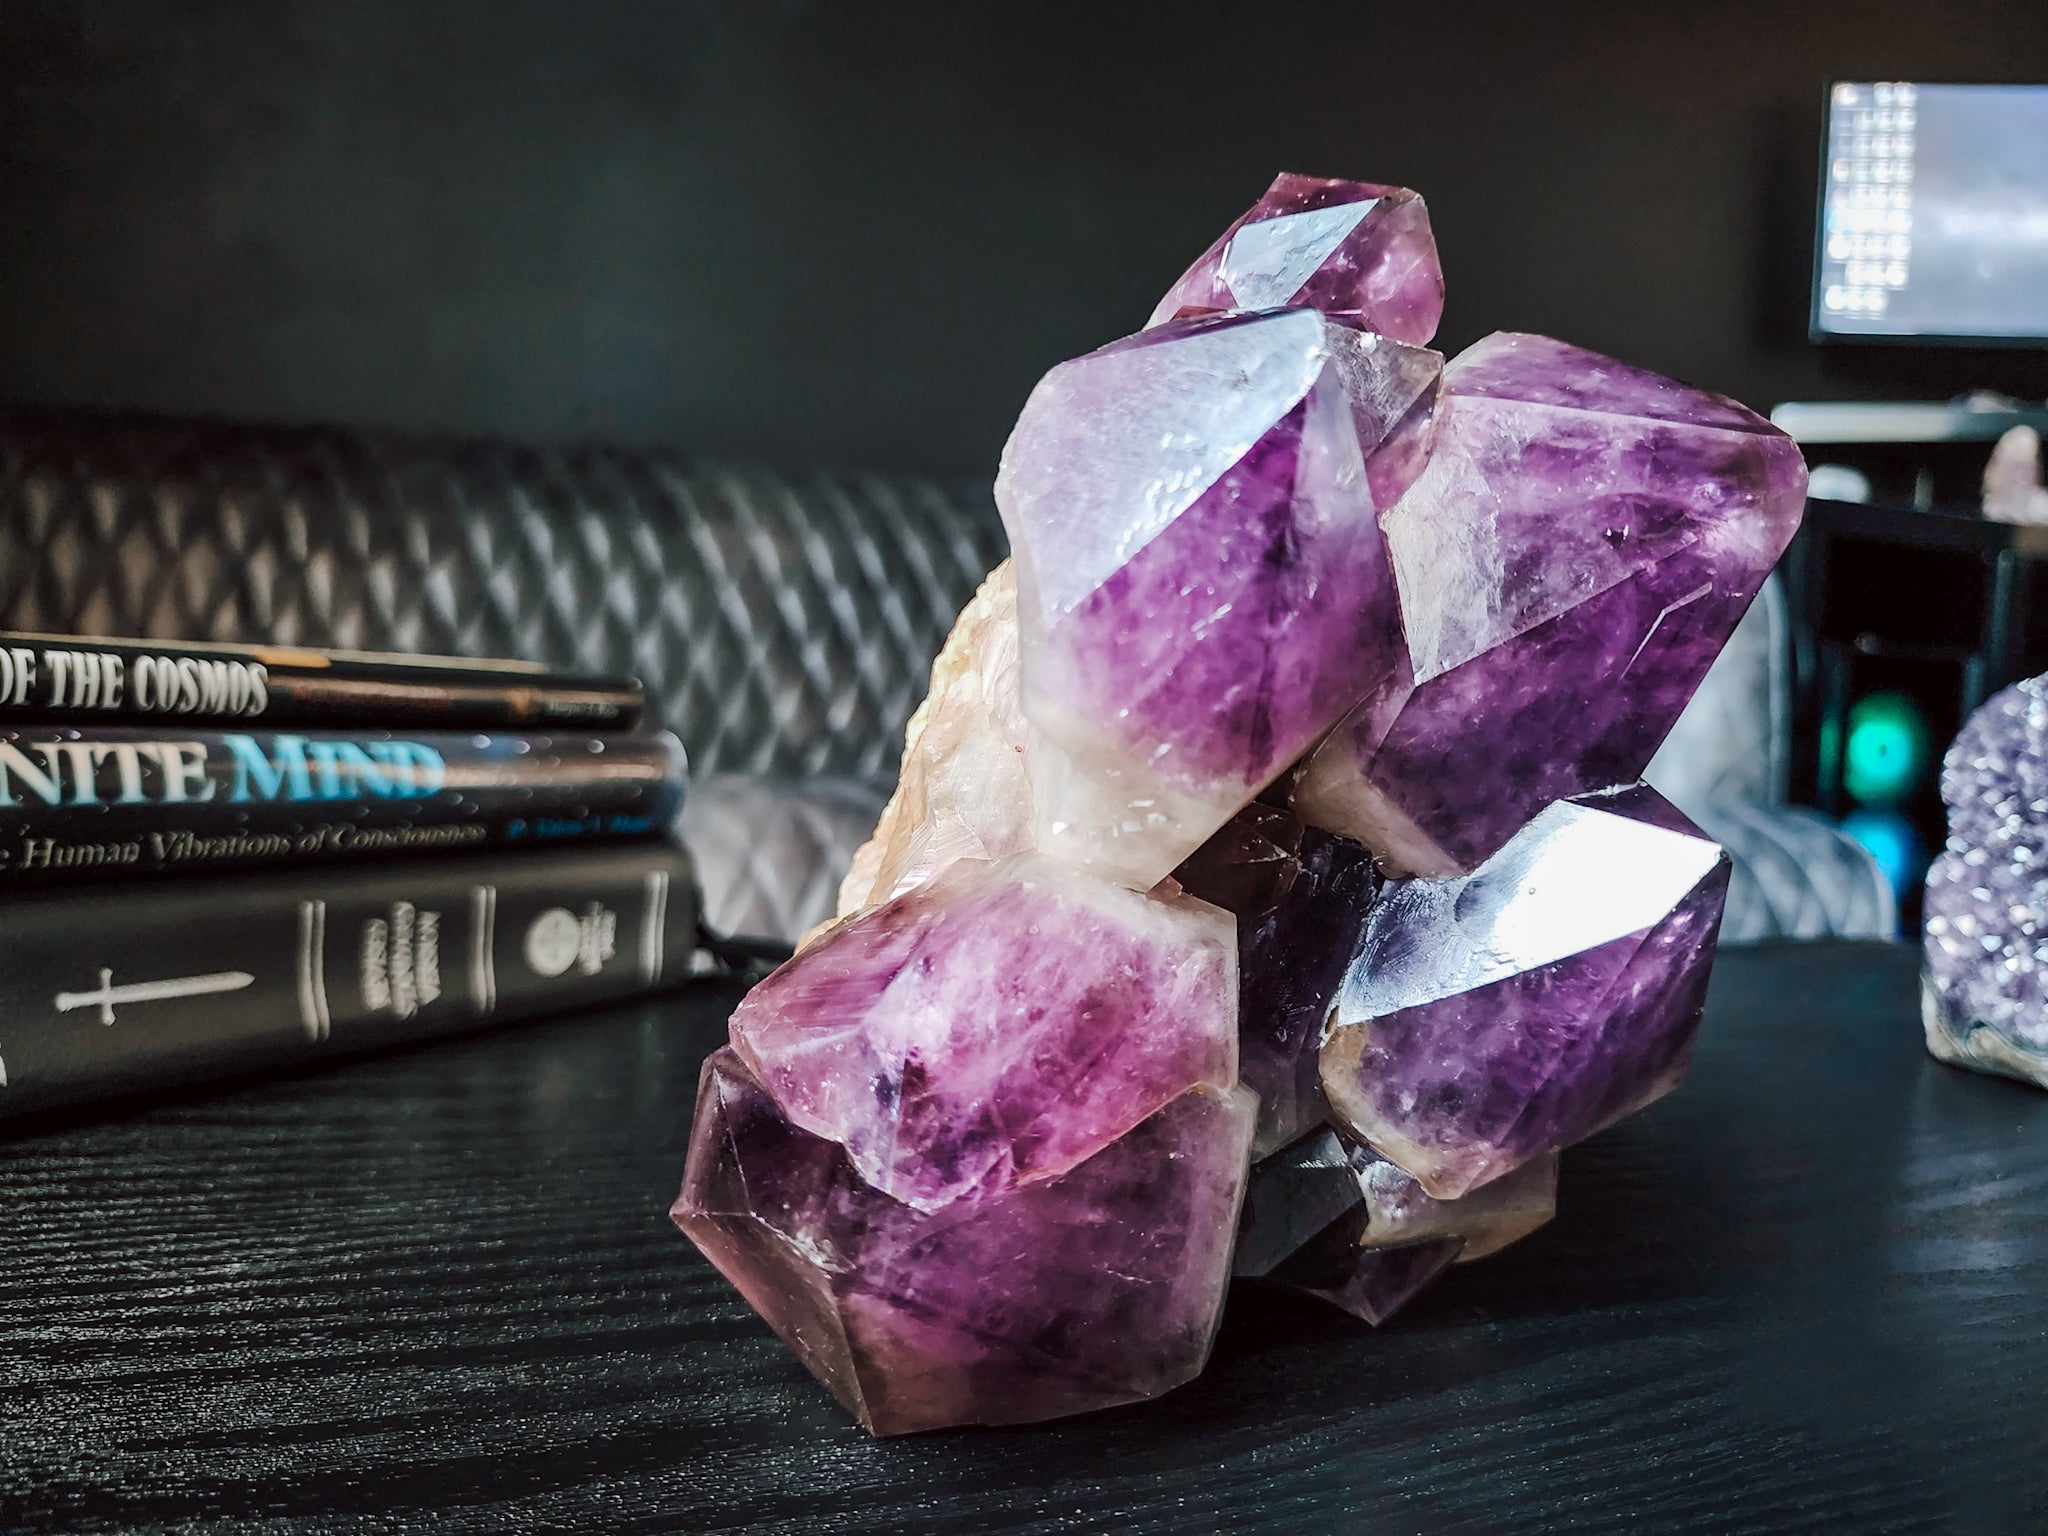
1148,173,1445,345
997,307,1437,889
1321,786,1729,1197
1292,332,1806,876
675,1049,1257,1434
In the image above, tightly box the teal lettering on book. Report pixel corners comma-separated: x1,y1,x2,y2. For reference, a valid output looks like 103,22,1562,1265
224,736,446,803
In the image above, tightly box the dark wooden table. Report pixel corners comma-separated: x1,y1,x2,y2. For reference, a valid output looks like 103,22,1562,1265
4,941,2046,1534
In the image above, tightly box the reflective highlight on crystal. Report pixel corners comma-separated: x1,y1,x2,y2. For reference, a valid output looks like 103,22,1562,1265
1149,173,1445,344
999,309,1437,887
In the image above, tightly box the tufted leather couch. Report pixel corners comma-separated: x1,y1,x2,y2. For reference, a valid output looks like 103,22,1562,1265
0,406,1892,947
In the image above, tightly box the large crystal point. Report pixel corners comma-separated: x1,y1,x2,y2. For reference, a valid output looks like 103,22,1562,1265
1175,804,1380,1155
1322,786,1730,1198
1235,1127,1557,1324
1923,673,2048,1087
677,170,1786,1435
675,1048,1256,1435
1292,332,1807,877
998,308,1439,888
729,851,1238,1212
1148,173,1445,345
838,560,1031,915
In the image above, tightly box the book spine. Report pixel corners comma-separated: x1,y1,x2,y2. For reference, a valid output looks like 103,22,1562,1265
0,634,644,730
0,842,701,1121
0,728,687,885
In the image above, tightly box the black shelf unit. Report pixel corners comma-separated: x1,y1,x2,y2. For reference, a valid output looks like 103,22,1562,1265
1784,496,2048,923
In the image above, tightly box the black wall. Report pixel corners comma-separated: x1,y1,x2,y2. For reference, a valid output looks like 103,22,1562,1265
1,0,2045,475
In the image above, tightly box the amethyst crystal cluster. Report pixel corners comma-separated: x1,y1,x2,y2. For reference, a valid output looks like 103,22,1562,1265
1923,673,2048,1087
673,174,1806,1435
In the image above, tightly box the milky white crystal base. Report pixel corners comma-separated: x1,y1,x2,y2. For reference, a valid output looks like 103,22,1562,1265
838,560,1032,915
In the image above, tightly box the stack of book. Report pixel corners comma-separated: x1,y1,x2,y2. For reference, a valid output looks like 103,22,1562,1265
0,633,696,1123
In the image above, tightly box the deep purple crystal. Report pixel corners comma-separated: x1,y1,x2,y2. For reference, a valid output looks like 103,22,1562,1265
1321,786,1730,1197
1292,332,1807,876
1235,1127,1558,1324
1176,804,1381,1155
675,1048,1256,1434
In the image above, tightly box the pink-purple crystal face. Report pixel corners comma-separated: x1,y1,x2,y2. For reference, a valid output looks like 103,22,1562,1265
1292,332,1807,877
1923,674,2048,1087
997,308,1439,888
675,1049,1256,1435
1148,173,1445,345
1322,786,1730,1198
729,852,1238,1212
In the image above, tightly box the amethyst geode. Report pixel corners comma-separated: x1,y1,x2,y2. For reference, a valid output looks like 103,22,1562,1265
1923,673,2048,1088
673,171,1803,1434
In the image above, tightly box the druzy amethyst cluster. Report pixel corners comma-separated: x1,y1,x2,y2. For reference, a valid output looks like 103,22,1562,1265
1923,673,2048,1087
672,174,1806,1435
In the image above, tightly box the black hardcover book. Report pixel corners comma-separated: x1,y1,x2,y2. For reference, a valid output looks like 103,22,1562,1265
0,727,686,884
0,842,700,1122
0,631,643,729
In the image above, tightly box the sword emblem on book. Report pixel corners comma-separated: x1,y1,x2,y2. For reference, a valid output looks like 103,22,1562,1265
55,967,257,1025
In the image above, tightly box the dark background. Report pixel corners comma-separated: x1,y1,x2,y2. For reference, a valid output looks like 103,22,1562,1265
0,0,2044,476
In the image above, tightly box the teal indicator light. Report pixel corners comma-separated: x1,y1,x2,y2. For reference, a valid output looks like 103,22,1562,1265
1842,691,1929,807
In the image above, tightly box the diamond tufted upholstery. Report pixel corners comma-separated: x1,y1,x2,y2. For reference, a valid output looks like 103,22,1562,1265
0,408,1008,780
0,406,1888,946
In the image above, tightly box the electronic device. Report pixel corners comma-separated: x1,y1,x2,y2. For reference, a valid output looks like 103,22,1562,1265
1812,81,2048,344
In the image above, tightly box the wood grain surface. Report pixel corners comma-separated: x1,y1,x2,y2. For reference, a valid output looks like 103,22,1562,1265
4,941,2045,1534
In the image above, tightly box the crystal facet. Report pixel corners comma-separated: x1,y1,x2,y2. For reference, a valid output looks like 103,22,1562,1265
675,1048,1256,1435
731,851,1237,1213
1291,332,1806,876
1923,674,2048,1087
1321,787,1730,1197
998,308,1438,888
1149,174,1445,345
1236,1127,1557,1323
1176,805,1381,1155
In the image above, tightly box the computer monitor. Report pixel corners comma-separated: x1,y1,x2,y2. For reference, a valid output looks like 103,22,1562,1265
1812,81,2048,344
